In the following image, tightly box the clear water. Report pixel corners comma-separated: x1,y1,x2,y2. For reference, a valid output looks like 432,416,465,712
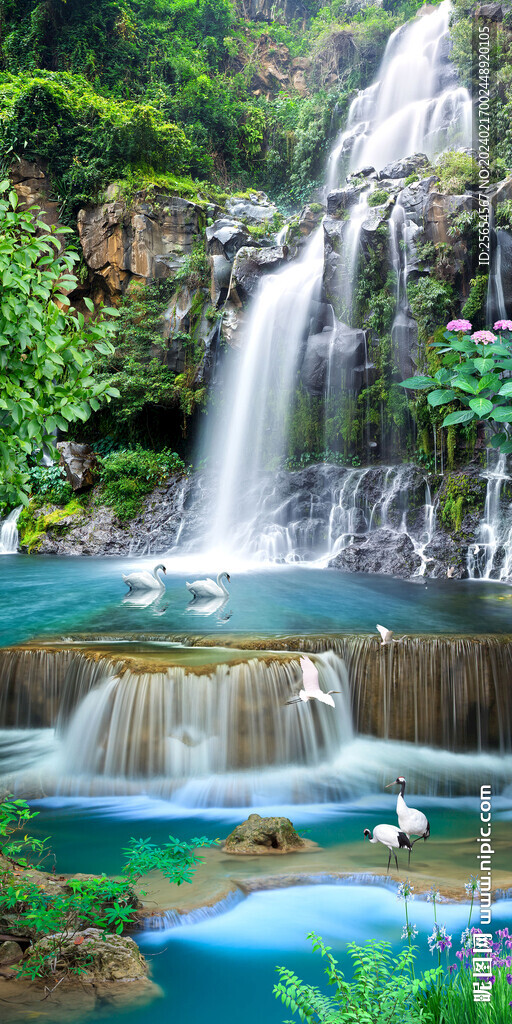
1,556,512,647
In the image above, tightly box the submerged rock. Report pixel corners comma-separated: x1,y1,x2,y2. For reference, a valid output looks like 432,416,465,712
223,813,307,855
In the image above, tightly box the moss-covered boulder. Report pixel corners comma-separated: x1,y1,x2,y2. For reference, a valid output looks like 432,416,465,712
223,814,306,855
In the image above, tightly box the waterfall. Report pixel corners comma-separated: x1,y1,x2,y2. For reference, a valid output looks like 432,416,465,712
467,453,512,580
191,2,472,562
2,639,512,802
486,223,510,325
0,507,21,555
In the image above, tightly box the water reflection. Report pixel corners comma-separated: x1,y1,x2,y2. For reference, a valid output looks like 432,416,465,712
185,596,232,621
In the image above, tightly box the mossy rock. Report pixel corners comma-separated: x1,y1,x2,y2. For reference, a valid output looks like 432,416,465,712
223,814,306,855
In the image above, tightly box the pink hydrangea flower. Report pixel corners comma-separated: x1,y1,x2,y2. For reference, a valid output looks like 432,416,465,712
494,320,512,331
471,331,497,345
446,319,472,332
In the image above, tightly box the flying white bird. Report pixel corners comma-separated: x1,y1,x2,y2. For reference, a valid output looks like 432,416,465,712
186,572,230,599
285,655,341,708
363,824,412,873
122,563,166,591
376,625,406,645
385,776,430,863
473,545,480,555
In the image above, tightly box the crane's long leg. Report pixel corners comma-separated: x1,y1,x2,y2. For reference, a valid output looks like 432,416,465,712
386,848,391,874
408,845,411,866
394,851,399,871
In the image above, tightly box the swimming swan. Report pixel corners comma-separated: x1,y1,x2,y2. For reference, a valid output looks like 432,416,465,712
122,563,167,591
185,572,230,599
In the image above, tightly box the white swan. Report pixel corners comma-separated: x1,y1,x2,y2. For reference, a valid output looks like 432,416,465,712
122,563,167,591
185,572,230,599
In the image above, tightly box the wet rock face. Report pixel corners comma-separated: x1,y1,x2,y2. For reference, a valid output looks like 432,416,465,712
57,442,98,492
223,813,306,854
378,153,430,181
329,528,422,578
225,192,278,225
77,194,203,297
206,218,251,261
230,245,288,300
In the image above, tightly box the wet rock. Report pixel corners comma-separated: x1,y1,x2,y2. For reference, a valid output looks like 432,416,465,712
77,194,203,298
230,245,288,301
223,813,306,855
424,192,474,245
301,322,366,395
398,176,438,225
391,309,419,380
326,182,366,217
329,528,422,578
378,154,430,181
205,218,250,261
225,192,278,226
31,928,148,982
57,443,98,492
209,253,233,305
10,159,61,231
476,2,512,19
37,475,188,556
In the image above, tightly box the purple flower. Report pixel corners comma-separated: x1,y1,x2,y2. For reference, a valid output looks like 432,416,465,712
499,929,510,939
456,950,465,960
494,320,512,331
447,319,472,332
471,330,497,345
507,974,512,984
506,940,512,949
449,963,457,974
438,938,452,952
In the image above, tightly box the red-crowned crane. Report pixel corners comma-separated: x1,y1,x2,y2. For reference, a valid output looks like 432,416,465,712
386,776,430,864
363,824,412,873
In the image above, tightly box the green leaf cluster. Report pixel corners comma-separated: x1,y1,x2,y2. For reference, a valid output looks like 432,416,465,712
0,185,119,505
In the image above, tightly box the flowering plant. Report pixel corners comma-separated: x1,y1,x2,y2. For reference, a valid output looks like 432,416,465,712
400,319,512,454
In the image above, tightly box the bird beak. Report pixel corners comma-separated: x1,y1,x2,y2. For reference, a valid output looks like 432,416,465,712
384,782,395,788
227,575,230,581
163,568,167,574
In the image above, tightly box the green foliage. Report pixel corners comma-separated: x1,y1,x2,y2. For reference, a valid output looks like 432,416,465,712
495,199,512,230
0,185,119,506
440,474,486,534
400,326,512,454
99,446,186,520
0,795,215,982
274,934,438,1023
18,498,84,551
404,173,419,186
434,151,479,195
407,278,454,343
367,189,389,207
461,275,489,332
27,464,73,506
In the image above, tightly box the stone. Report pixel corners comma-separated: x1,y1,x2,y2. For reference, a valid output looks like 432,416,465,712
241,0,310,23
0,940,23,966
301,322,366,395
378,154,430,181
30,928,147,983
326,183,365,217
329,528,422,578
225,192,278,226
476,2,512,19
10,159,61,231
391,308,419,380
398,175,438,225
205,218,250,261
424,192,475,245
57,442,98,492
230,245,288,301
209,253,233,305
223,813,306,854
77,195,203,298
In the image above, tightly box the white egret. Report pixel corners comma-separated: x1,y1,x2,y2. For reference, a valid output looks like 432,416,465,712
122,563,166,591
376,624,406,645
186,572,230,599
285,655,341,708
363,825,412,873
385,775,430,864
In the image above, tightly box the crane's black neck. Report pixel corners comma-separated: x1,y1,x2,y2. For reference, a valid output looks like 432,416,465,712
398,780,406,798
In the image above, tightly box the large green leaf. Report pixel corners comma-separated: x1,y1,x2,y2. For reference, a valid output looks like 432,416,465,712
451,376,479,395
491,407,512,423
473,358,496,374
442,409,476,426
469,398,494,416
399,376,436,389
427,389,456,407
498,381,512,397
490,433,507,448
499,439,512,454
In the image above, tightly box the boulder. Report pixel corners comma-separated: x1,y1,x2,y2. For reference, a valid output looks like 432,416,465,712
378,154,430,181
329,528,422,578
205,218,250,261
230,245,288,301
327,182,366,217
225,192,278,226
424,192,475,245
57,442,98,492
30,928,148,983
77,195,203,297
301,322,366,395
10,159,61,231
223,813,306,854
209,253,233,305
398,176,438,225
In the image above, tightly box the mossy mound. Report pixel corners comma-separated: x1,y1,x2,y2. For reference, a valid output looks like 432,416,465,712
223,813,307,855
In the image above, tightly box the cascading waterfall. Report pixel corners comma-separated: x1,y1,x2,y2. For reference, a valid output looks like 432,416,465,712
467,453,512,580
194,1,472,563
0,507,21,555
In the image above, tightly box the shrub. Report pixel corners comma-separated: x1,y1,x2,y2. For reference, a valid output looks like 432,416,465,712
367,188,389,207
434,151,479,195
99,446,186,520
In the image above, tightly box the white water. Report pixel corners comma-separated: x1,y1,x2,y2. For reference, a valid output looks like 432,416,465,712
467,453,512,580
194,2,472,564
0,506,21,554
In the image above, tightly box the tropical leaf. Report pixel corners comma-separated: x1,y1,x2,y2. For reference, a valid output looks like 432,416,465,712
427,389,456,406
442,409,476,426
469,397,493,416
